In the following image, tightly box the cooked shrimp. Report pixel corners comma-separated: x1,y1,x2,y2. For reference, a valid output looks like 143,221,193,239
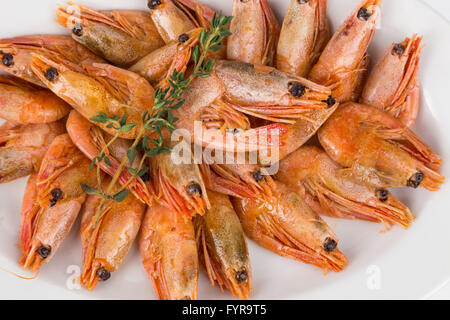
150,145,210,219
30,53,154,139
276,146,414,228
80,178,146,290
277,0,329,77
309,0,382,102
129,28,202,87
227,0,280,66
232,182,347,272
147,0,212,43
195,191,252,299
139,202,198,300
361,35,423,127
0,75,70,124
0,35,103,87
148,0,196,43
215,60,331,120
0,121,65,183
20,134,97,271
318,102,444,190
57,2,164,67
66,110,153,205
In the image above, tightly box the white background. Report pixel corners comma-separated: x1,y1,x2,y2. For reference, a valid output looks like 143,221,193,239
421,0,450,300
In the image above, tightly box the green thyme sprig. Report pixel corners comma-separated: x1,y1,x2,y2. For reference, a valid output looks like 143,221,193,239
81,13,233,228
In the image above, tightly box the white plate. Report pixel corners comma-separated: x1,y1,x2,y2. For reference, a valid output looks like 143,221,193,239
0,0,449,300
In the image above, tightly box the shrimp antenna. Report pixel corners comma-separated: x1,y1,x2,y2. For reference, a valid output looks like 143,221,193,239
0,264,39,280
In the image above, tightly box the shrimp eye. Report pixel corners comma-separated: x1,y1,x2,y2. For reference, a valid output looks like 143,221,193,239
322,95,336,107
376,189,389,202
227,128,241,135
49,188,63,207
289,82,306,97
253,171,265,182
187,183,202,196
323,237,337,252
51,188,63,200
407,171,424,189
392,43,405,56
72,24,83,37
148,0,162,9
96,267,111,281
297,0,310,3
357,8,371,21
235,270,248,283
141,173,150,182
44,68,59,82
38,246,51,259
181,296,192,300
178,33,189,43
2,53,14,67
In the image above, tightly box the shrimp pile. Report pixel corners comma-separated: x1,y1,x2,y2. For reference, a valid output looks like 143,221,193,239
0,0,444,300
